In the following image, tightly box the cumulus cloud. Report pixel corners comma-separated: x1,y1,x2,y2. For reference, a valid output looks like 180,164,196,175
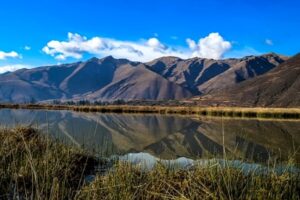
186,33,232,59
42,32,232,61
0,51,20,60
42,33,104,60
265,39,273,46
146,38,166,50
42,32,188,61
0,64,31,74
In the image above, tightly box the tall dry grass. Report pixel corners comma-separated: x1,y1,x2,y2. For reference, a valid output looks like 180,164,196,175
0,127,299,199
1,103,300,119
78,161,300,200
0,127,100,199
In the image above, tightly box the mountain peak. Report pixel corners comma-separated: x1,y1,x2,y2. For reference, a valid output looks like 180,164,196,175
87,57,100,62
151,56,182,62
264,52,278,56
100,55,115,62
262,52,285,58
86,56,116,63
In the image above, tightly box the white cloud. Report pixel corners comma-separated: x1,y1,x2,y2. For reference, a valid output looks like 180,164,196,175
265,39,273,46
42,32,233,62
24,46,31,50
0,64,31,74
0,51,20,60
187,33,232,59
146,38,166,50
42,33,104,60
186,38,197,50
42,32,188,61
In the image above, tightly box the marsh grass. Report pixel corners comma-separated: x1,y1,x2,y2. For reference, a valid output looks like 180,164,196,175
0,127,100,199
0,127,299,199
78,161,300,200
1,104,300,119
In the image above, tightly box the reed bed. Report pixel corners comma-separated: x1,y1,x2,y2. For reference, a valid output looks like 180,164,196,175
1,103,300,119
0,127,100,199
78,162,300,200
0,127,299,199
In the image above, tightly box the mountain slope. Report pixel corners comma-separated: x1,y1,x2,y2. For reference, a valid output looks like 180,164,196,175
59,56,131,95
197,54,300,107
147,53,287,94
0,56,192,102
0,53,291,103
85,63,192,100
0,56,130,102
198,53,288,93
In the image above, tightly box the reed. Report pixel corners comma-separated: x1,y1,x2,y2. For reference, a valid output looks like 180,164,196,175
0,127,299,199
0,127,101,199
1,103,300,119
78,161,300,200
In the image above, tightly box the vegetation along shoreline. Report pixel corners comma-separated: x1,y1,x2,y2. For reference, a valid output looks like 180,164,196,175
0,103,300,119
0,126,299,199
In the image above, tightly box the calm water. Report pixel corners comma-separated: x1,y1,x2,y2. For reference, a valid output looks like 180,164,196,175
0,109,299,163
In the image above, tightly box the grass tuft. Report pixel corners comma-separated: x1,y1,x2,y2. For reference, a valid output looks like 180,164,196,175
0,127,100,199
0,127,299,199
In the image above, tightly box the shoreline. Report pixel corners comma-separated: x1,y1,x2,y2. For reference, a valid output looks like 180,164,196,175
0,103,300,119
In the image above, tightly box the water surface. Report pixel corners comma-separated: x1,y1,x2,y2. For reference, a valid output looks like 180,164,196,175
0,108,299,163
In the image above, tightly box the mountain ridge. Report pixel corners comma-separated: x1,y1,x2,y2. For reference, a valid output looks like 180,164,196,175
146,53,288,94
195,54,300,107
0,53,293,103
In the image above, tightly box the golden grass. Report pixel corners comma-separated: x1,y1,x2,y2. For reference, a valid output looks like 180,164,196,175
0,127,299,199
1,103,300,119
0,127,100,199
78,161,300,200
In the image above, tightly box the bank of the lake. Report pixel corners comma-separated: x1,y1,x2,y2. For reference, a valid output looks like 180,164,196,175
0,127,299,200
1,103,300,119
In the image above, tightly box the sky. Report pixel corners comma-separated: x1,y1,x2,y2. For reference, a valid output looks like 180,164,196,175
0,0,299,73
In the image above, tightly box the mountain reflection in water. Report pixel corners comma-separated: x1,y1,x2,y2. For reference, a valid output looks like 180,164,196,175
0,109,299,163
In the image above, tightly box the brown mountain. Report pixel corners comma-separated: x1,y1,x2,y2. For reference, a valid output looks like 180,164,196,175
0,53,290,103
0,56,192,102
146,53,287,94
83,63,191,101
198,53,288,93
196,54,300,107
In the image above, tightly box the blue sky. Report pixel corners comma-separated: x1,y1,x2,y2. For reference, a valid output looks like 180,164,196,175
0,0,299,72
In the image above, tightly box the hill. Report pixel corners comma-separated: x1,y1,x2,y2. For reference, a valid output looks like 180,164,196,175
0,53,289,103
196,54,300,107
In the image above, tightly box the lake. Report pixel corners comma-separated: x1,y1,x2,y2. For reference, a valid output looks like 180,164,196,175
0,108,299,164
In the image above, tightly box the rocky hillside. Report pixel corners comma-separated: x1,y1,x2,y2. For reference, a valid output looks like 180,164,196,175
0,53,289,103
196,54,300,107
147,53,287,94
0,56,192,102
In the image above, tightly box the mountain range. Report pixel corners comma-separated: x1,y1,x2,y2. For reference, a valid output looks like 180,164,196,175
0,52,298,107
196,53,300,107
